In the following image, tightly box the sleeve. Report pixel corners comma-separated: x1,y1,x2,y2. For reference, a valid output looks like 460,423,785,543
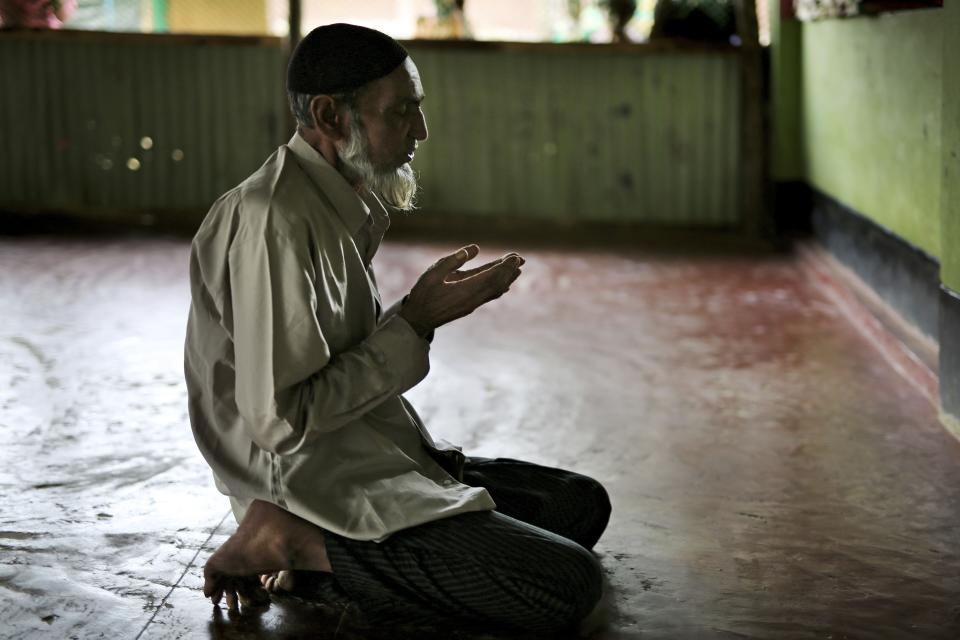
228,224,430,456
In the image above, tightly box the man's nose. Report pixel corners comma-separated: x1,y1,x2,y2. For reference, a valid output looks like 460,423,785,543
412,110,428,142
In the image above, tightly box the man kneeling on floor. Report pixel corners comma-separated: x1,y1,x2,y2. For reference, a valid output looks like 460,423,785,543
184,23,611,635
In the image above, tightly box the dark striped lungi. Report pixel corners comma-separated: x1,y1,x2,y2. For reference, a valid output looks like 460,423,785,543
323,458,612,635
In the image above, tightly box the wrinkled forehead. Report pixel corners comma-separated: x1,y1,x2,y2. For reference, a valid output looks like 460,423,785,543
402,58,424,96
363,58,424,106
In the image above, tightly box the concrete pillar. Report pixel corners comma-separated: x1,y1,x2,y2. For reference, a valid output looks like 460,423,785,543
940,0,960,433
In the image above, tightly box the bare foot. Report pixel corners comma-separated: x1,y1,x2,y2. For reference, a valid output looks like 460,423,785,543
203,500,332,611
260,570,296,594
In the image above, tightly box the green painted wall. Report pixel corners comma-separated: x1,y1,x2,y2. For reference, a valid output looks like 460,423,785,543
798,10,943,258
0,33,746,229
942,0,960,291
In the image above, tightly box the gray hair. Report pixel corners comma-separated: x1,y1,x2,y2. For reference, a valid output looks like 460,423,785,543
287,89,360,130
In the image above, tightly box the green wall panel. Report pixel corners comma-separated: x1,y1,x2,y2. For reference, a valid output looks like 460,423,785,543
407,45,743,226
0,33,286,224
800,11,943,258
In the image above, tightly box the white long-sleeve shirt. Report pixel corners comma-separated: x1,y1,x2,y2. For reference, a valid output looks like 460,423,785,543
184,133,495,541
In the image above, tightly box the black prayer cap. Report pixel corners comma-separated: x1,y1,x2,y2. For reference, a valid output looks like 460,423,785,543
287,23,409,95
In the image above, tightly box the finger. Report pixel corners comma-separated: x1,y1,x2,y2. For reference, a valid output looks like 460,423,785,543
499,254,524,271
445,259,502,283
430,244,479,277
491,259,523,289
453,256,523,288
503,252,525,265
484,268,522,302
448,253,525,282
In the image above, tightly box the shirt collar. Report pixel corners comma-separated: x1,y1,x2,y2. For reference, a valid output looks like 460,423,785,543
286,132,370,236
361,190,391,234
359,190,391,263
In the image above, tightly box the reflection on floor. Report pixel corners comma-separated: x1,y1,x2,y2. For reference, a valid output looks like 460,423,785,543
0,235,958,640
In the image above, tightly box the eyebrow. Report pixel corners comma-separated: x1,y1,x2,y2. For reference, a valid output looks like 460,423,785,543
394,95,424,109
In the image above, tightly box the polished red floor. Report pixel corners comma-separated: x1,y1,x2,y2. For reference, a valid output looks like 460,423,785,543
1,235,958,639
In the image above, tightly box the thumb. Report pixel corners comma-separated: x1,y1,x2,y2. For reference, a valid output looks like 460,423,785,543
430,244,479,276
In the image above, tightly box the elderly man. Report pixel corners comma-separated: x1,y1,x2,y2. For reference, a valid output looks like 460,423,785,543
184,23,611,635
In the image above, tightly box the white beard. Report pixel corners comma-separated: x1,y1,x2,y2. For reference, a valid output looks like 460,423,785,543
335,115,418,211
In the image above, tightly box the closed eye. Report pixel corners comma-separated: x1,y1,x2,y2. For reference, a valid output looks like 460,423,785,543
396,97,424,116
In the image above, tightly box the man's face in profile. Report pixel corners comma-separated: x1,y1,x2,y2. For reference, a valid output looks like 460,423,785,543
352,58,428,172
336,58,428,210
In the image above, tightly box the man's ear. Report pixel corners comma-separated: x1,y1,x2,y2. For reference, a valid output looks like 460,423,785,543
309,95,346,141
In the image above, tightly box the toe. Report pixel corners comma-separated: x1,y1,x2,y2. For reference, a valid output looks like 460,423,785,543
275,570,296,593
239,582,270,607
225,590,238,612
202,568,217,598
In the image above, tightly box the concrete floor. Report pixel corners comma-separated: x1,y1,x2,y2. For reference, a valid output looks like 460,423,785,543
1,234,959,640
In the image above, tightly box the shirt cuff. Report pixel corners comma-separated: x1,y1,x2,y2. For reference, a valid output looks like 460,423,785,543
381,298,405,323
382,296,434,343
367,314,431,394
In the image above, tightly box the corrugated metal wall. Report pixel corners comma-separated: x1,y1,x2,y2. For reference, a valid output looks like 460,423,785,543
409,45,742,226
0,34,742,228
0,32,285,225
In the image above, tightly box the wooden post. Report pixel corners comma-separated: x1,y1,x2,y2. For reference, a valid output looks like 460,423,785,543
284,0,302,137
734,0,768,238
288,0,301,51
